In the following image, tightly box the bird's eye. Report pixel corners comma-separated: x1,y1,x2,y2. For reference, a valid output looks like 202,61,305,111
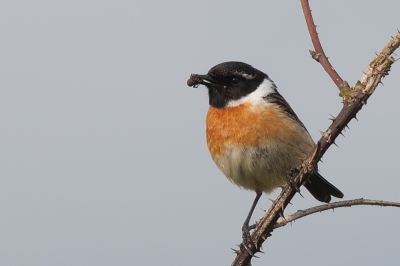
230,77,240,85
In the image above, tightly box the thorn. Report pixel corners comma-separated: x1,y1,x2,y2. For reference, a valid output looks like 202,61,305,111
231,248,240,254
379,81,384,86
374,51,378,56
332,142,339,148
288,201,293,205
345,125,350,130
253,240,259,250
268,198,275,203
354,116,358,121
362,71,366,74
258,250,265,254
339,131,345,137
329,114,336,121
278,211,287,222
319,158,324,163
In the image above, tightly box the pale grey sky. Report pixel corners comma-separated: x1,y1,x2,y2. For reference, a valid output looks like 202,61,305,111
1,1,399,265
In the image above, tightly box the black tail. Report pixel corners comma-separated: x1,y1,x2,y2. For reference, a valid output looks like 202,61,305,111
304,172,344,203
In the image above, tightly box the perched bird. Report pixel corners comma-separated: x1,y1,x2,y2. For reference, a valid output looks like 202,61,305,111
187,61,343,233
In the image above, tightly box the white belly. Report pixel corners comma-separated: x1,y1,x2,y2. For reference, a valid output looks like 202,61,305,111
212,141,306,193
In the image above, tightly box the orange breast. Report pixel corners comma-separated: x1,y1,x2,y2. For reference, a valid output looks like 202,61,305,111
206,103,308,158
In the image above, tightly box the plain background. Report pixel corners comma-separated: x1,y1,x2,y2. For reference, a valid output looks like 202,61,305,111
1,1,399,265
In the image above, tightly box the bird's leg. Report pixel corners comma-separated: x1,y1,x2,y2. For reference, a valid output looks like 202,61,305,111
241,191,262,251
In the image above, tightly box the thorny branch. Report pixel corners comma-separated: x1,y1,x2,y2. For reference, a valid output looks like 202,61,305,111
230,18,400,266
274,199,400,229
301,0,345,89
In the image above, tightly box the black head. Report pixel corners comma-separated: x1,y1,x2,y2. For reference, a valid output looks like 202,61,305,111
187,62,274,108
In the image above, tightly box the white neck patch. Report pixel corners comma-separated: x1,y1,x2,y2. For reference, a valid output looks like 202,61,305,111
226,78,277,108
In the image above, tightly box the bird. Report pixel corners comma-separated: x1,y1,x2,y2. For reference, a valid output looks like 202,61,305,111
187,61,343,237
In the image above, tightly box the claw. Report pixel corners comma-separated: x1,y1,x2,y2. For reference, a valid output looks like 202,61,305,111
286,177,300,193
243,244,258,258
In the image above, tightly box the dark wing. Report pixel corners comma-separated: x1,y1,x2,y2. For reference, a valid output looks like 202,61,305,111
265,92,307,131
266,92,345,202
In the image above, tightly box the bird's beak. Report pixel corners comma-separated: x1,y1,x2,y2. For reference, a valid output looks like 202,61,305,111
187,74,218,88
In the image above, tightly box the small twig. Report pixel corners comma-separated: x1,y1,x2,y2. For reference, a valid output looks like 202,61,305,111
300,0,345,89
274,198,400,229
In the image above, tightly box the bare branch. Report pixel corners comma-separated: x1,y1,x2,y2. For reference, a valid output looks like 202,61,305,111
274,198,400,229
301,0,345,89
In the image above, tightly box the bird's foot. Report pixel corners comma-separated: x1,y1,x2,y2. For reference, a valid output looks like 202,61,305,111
286,167,303,197
240,223,258,257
